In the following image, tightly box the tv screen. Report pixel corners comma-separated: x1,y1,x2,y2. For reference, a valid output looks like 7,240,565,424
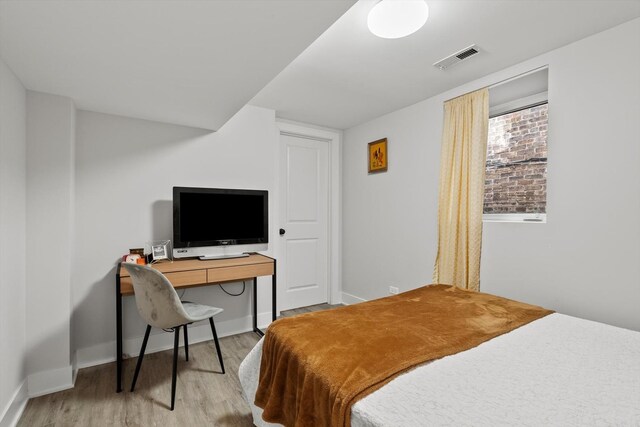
173,187,268,249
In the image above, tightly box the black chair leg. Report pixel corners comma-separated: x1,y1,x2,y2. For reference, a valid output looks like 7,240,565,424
183,324,189,361
130,325,151,392
171,327,180,411
208,317,225,374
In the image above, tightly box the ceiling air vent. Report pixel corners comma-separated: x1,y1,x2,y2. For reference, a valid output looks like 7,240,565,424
433,45,480,70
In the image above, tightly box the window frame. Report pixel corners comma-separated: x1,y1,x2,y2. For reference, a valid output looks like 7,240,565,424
483,91,548,224
483,213,546,223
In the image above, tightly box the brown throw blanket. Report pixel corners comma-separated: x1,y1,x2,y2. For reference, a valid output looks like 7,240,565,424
255,284,553,427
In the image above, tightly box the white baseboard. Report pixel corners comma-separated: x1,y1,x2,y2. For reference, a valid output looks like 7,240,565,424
256,311,275,330
341,291,367,305
0,381,28,427
76,311,274,370
27,365,73,398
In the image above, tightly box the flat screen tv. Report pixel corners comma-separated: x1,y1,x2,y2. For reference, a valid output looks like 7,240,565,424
173,187,268,259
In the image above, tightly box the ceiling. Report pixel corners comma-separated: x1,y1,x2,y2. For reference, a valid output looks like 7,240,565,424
1,1,638,132
250,0,640,130
0,0,355,130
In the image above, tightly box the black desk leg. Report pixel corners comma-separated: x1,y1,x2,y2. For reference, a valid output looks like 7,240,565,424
253,277,263,337
116,270,123,393
272,259,277,322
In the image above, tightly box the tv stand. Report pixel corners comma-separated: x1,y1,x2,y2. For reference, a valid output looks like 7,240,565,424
199,253,250,260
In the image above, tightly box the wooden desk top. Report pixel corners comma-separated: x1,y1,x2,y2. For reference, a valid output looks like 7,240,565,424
118,253,273,278
117,254,274,295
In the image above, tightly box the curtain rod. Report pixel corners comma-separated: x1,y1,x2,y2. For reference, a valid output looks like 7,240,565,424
444,65,549,103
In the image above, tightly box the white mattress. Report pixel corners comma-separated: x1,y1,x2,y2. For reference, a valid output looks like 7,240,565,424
239,313,640,426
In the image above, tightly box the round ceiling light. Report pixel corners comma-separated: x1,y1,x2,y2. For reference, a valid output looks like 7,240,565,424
367,0,429,39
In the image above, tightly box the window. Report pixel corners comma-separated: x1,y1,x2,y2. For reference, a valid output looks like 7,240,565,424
484,102,548,222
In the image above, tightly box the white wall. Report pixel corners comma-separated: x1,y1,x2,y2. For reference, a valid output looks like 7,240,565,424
342,18,640,331
25,91,76,395
0,57,27,425
73,105,280,367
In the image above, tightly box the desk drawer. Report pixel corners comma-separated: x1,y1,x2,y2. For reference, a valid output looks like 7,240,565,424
119,269,207,295
208,263,274,283
165,270,207,287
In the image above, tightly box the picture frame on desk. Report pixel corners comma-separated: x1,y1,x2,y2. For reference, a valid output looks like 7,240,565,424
148,240,171,263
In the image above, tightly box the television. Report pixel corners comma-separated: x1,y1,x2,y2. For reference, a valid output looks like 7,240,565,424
173,187,268,260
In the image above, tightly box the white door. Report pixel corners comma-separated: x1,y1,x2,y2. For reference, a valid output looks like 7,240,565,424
279,134,329,311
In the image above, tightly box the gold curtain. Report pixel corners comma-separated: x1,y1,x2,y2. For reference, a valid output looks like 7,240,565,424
433,88,489,291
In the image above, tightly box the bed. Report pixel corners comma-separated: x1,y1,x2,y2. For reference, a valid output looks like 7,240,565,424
239,287,640,426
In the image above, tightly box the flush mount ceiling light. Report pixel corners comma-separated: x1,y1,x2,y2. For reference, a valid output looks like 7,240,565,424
367,0,429,39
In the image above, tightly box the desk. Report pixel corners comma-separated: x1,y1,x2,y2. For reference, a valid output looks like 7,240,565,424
115,254,276,393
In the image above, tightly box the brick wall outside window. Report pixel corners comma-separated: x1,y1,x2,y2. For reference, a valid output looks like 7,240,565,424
484,103,548,214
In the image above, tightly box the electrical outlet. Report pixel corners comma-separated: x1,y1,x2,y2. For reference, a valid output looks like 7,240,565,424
389,286,399,295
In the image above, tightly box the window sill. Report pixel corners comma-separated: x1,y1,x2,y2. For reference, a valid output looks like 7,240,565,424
483,213,546,223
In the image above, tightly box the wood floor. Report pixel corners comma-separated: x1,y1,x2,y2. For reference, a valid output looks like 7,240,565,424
18,303,340,427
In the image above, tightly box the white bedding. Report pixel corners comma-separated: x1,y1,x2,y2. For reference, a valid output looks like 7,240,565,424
239,313,640,426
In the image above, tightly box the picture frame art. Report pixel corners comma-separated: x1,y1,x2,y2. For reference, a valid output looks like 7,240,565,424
368,138,388,174
147,240,172,263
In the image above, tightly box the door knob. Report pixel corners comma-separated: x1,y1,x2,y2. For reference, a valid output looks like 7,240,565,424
279,228,286,235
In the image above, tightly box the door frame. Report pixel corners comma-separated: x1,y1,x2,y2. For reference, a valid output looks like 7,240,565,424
275,120,342,308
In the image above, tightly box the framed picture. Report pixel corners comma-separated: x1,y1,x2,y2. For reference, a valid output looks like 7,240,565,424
368,138,388,174
148,240,171,263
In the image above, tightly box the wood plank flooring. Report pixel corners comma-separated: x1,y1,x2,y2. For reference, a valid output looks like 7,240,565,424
18,303,340,427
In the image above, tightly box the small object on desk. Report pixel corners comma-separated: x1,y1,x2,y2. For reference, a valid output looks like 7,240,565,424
147,240,172,263
122,254,141,264
129,247,145,257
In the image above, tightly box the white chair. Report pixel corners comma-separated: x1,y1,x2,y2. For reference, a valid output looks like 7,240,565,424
122,263,225,410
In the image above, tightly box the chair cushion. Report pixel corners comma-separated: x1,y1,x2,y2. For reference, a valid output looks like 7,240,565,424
182,301,224,322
